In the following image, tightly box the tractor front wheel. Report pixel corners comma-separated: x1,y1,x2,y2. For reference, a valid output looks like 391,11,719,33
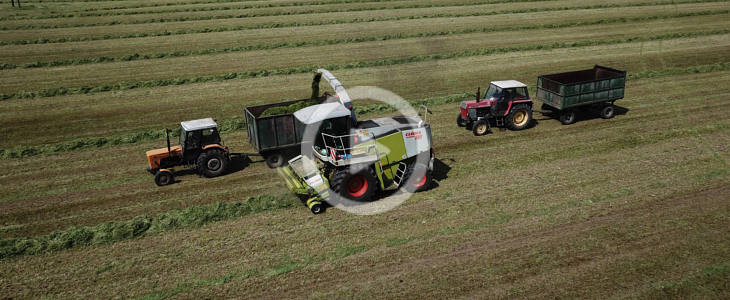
507,104,532,130
330,166,377,202
559,110,576,125
197,149,229,177
472,120,489,136
456,114,468,127
154,170,174,186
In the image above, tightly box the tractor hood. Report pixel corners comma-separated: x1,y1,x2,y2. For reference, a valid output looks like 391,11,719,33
461,98,496,109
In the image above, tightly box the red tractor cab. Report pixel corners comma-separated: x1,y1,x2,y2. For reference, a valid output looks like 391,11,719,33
457,80,533,136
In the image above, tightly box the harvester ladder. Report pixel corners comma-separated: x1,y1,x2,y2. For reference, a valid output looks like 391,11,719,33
392,162,408,186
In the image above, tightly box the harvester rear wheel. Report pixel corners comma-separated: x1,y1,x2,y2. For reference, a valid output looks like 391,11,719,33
197,149,228,177
154,170,174,186
472,120,489,136
330,166,377,202
402,163,431,193
507,104,532,130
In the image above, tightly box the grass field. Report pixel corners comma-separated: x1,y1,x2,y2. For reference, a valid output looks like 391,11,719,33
0,0,728,298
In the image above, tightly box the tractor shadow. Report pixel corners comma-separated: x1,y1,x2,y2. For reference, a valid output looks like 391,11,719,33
226,154,253,174
535,105,630,123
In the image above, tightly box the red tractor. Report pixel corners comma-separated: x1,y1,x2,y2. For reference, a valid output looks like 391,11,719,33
457,80,533,136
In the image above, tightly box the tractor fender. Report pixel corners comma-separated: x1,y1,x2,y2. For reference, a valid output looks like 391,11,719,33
503,100,533,116
202,144,228,153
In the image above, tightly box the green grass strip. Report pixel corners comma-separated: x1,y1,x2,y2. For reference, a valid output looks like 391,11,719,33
2,61,729,160
1,0,722,46
0,0,556,24
0,194,298,260
1,27,727,101
2,9,725,71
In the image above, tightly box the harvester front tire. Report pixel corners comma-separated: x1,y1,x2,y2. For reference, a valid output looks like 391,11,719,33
402,163,431,193
559,110,576,125
154,170,174,186
472,120,489,136
456,114,468,127
600,105,615,119
265,153,285,169
197,149,228,178
507,104,532,131
330,166,377,202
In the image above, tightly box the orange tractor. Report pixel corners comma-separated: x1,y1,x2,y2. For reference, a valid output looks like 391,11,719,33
146,118,230,186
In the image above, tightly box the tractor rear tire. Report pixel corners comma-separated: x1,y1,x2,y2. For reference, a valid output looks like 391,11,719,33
330,166,377,202
559,110,576,125
196,149,228,178
265,153,285,169
402,163,432,193
507,104,532,130
472,120,489,136
456,114,468,127
154,170,174,186
600,105,615,119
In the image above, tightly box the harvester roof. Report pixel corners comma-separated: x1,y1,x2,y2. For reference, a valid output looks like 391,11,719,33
491,80,527,89
294,102,352,125
180,118,217,131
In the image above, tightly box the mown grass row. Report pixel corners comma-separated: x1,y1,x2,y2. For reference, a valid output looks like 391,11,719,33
1,0,719,46
0,194,297,260
3,61,728,159
0,0,554,24
2,28,726,101
2,9,724,71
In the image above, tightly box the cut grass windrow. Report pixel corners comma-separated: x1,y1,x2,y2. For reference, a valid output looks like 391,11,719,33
2,61,728,160
0,194,297,260
1,28,727,101
0,0,558,24
1,0,722,46
1,9,724,71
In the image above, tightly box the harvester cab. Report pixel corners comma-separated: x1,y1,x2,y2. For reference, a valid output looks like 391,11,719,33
278,69,435,214
146,118,230,186
457,80,534,136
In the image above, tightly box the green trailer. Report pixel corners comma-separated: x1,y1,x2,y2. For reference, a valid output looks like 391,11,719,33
536,65,626,125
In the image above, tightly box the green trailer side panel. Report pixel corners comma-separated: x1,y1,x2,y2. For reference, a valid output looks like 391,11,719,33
536,65,626,110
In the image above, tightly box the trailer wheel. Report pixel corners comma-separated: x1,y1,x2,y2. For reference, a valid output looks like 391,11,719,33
600,105,615,119
559,110,576,125
456,114,468,127
402,163,432,193
472,120,489,136
154,170,174,186
265,153,284,168
507,104,532,130
197,149,228,177
330,166,377,202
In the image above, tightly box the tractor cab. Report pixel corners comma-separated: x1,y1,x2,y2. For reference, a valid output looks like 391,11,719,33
179,118,222,160
145,117,230,186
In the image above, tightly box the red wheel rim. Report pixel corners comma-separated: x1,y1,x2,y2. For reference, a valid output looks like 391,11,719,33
413,173,427,188
347,175,368,197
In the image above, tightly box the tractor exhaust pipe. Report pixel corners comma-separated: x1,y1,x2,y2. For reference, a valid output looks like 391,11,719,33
476,87,481,103
165,129,171,155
